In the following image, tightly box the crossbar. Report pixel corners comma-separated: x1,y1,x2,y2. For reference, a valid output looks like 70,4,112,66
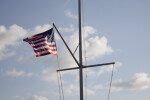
57,62,115,72
83,62,115,68
57,67,79,72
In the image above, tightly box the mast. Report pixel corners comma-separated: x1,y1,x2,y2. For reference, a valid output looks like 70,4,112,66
56,1,115,100
78,0,84,100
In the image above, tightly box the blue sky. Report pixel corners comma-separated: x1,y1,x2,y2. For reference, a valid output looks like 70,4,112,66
0,0,150,100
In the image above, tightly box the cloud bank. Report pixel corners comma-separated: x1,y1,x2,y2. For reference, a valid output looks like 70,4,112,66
32,96,49,100
65,10,78,20
0,24,27,60
22,95,49,100
6,68,57,83
6,69,36,77
111,73,150,91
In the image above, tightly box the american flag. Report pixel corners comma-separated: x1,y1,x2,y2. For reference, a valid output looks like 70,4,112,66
23,28,57,57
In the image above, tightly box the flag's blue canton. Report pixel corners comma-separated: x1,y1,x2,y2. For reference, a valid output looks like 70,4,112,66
42,28,55,42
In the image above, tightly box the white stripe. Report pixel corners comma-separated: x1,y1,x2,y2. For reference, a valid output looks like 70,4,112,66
33,46,56,50
31,41,55,46
30,41,47,46
47,42,56,45
35,50,57,55
32,43,56,49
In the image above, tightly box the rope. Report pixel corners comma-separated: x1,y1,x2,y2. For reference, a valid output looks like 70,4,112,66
54,27,65,100
107,64,115,100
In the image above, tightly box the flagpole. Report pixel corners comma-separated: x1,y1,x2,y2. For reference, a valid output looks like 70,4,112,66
78,0,84,100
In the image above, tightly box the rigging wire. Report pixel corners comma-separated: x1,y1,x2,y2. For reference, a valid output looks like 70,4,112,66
57,71,62,100
107,64,115,100
54,27,65,100
57,70,65,100
56,49,65,100
73,43,79,55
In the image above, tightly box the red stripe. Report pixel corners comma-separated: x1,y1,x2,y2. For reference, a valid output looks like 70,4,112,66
32,43,56,48
34,48,57,53
29,39,46,45
31,33,42,37
36,52,57,57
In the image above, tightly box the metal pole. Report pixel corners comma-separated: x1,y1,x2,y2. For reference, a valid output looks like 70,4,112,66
53,23,80,67
78,0,84,100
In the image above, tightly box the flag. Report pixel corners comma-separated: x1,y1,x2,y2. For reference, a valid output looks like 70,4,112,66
23,28,57,57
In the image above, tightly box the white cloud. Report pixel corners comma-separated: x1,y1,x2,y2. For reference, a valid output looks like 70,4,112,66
0,24,27,60
33,96,49,100
83,26,97,38
64,84,95,96
68,26,113,61
6,69,25,77
55,48,78,68
6,69,35,77
86,88,95,95
110,73,150,91
24,96,49,100
98,62,122,76
69,26,97,45
94,84,104,90
65,10,78,20
39,68,58,83
83,68,95,77
17,56,24,62
0,25,6,33
6,68,59,83
64,84,79,96
58,24,75,33
115,62,122,67
0,52,15,60
29,24,52,35
85,36,113,60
